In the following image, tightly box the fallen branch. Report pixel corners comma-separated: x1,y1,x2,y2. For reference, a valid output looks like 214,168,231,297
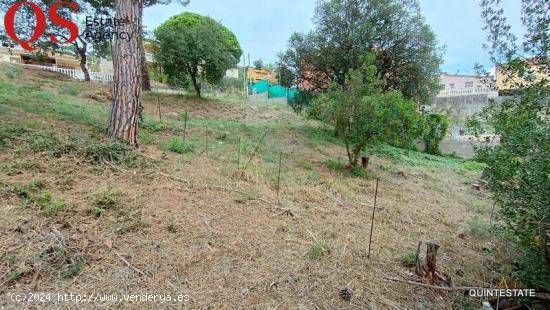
113,250,147,277
211,185,272,204
158,172,190,185
210,185,296,216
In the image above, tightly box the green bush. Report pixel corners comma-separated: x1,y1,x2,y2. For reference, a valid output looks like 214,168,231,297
162,138,194,154
422,113,449,155
512,249,550,291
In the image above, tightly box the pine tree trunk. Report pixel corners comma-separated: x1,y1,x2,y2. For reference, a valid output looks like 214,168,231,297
107,0,142,147
138,4,151,91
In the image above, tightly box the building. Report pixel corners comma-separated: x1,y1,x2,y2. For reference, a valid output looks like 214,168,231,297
247,68,278,84
0,43,81,70
438,72,497,97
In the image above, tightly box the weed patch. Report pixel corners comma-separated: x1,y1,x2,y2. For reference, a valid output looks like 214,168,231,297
308,243,324,260
401,251,418,267
162,138,194,154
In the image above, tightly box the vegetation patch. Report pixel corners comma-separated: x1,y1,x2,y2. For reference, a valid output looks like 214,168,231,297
162,138,194,154
88,142,138,165
307,244,324,260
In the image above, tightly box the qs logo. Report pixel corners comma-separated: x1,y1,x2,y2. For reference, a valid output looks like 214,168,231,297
3,1,79,51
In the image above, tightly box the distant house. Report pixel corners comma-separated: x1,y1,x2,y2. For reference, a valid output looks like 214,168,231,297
247,68,278,84
438,72,497,97
0,42,81,70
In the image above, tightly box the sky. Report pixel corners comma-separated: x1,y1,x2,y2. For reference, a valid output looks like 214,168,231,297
144,0,524,75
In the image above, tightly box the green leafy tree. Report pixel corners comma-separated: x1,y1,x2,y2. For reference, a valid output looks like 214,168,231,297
422,113,449,155
467,0,550,284
312,54,422,167
154,12,242,97
279,0,443,106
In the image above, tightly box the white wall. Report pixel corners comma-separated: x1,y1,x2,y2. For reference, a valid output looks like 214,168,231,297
440,73,487,91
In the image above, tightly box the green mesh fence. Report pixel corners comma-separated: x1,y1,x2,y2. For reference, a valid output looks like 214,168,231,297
249,81,297,102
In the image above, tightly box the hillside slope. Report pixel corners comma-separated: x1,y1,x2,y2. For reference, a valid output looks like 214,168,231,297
0,64,513,309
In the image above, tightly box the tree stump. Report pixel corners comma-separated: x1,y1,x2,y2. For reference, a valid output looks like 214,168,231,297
361,156,369,169
424,241,440,284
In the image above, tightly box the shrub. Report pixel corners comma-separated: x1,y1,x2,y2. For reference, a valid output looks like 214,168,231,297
422,113,449,155
288,90,315,113
311,54,422,167
162,138,194,154
512,248,550,291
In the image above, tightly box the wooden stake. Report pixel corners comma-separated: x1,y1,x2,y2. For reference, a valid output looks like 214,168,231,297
182,110,188,142
157,95,162,122
241,130,268,176
276,146,283,205
367,178,379,258
489,201,496,225
415,241,423,275
236,136,241,168
204,124,208,156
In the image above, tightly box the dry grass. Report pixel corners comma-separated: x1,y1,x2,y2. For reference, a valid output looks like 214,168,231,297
0,65,514,309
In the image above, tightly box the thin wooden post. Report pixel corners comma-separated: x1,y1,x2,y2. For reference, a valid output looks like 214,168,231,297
237,136,241,167
276,146,283,205
182,111,188,142
157,95,162,122
415,241,423,275
241,130,268,176
489,201,496,225
204,124,208,156
367,178,379,258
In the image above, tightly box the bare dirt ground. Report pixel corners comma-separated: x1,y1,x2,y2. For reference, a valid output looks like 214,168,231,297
0,66,514,309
